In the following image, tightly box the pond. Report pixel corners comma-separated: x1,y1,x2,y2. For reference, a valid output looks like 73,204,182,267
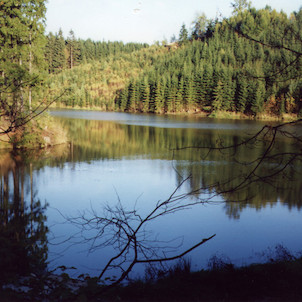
1,110,302,280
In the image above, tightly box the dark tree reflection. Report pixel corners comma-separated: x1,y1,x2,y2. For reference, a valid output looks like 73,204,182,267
0,152,48,286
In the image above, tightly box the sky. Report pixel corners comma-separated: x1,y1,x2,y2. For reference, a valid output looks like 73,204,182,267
45,0,301,44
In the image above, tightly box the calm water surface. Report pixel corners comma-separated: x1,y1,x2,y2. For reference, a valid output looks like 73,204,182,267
1,110,301,279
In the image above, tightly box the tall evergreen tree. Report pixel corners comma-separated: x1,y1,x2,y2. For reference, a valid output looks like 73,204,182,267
0,0,47,143
179,24,189,46
250,81,265,115
183,76,194,111
52,29,66,72
67,30,80,69
191,13,208,40
127,81,137,111
202,63,213,105
212,81,224,111
154,80,164,113
45,32,56,73
140,78,150,112
236,77,248,113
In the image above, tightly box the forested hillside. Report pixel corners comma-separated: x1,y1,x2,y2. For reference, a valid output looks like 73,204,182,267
116,6,301,117
44,38,164,110
44,4,302,118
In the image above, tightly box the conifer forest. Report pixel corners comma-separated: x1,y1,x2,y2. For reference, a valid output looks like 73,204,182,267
44,4,301,118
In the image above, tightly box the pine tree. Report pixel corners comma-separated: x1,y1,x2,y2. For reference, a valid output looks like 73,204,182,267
193,71,204,109
179,24,189,46
154,80,164,113
183,76,194,111
45,32,56,73
231,0,251,15
127,81,137,111
176,77,185,111
202,63,213,105
52,29,66,72
250,81,265,115
191,13,208,40
236,77,248,113
222,68,235,111
67,30,80,69
0,0,47,144
140,78,150,112
212,80,224,111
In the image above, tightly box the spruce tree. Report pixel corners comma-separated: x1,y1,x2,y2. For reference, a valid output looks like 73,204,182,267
52,29,66,72
127,81,137,111
250,81,265,115
140,78,150,112
183,76,194,111
193,71,204,109
178,24,189,46
45,33,56,73
236,77,248,113
212,81,224,111
0,0,47,143
202,63,213,105
154,80,164,113
67,30,80,69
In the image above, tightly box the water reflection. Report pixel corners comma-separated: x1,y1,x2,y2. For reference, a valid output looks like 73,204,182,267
0,113,301,279
55,116,302,218
0,152,48,285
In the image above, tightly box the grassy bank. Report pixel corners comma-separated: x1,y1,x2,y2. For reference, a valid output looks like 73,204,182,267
207,110,299,122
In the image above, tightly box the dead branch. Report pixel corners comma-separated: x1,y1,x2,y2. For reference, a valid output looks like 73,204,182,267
61,176,216,289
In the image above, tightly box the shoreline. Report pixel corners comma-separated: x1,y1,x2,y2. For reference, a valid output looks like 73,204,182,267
1,108,299,150
0,114,68,150
49,105,300,122
2,252,302,301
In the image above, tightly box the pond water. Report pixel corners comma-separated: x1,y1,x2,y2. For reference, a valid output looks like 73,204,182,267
1,110,302,280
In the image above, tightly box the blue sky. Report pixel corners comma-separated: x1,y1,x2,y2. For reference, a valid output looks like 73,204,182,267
45,0,301,44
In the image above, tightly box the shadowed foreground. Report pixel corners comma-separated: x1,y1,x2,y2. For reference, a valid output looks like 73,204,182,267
2,253,302,302
106,257,302,302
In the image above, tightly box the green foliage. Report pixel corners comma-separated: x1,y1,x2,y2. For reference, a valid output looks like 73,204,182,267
250,81,266,115
191,13,209,40
178,23,189,45
0,0,48,148
212,80,224,111
9,122,43,149
231,0,251,15
44,44,158,110
41,5,301,118
114,6,301,117
45,30,149,74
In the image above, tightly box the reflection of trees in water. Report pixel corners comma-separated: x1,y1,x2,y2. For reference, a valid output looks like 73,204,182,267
176,147,302,218
174,126,302,219
0,152,48,285
52,118,302,215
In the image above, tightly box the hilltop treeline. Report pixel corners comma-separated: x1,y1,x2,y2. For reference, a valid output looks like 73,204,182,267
44,29,149,73
115,6,302,117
